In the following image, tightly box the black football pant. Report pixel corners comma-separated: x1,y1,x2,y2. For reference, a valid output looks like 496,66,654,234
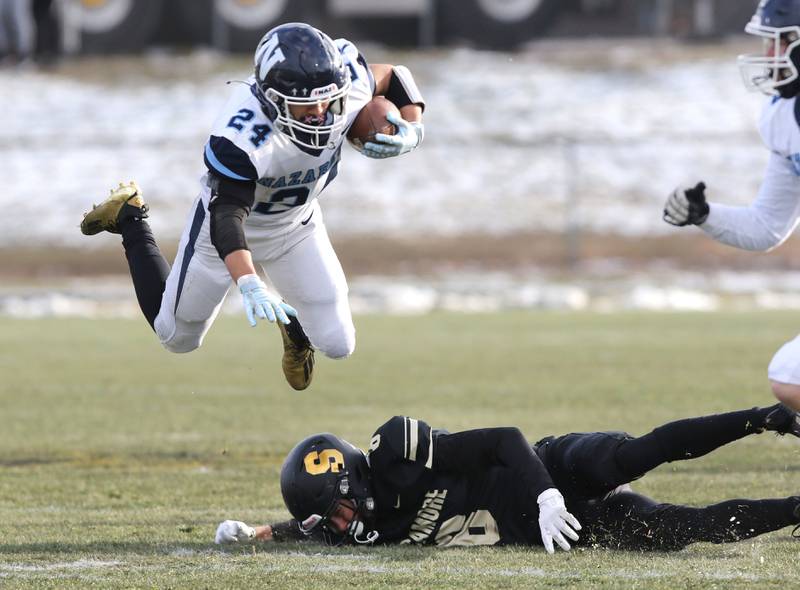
536,405,800,550
579,490,799,551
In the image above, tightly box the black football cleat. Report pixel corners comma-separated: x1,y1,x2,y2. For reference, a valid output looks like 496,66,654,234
764,404,800,439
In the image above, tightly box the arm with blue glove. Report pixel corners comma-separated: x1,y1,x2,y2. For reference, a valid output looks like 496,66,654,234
365,64,425,159
224,249,296,327
363,112,424,159
237,273,296,326
207,177,295,326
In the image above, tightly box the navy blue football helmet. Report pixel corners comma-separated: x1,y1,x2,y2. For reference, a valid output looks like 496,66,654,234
253,23,351,149
739,0,800,97
280,432,378,545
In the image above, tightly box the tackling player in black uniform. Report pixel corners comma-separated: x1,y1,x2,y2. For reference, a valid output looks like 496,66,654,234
215,404,800,552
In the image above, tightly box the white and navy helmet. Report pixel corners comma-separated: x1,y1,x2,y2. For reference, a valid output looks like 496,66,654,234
738,0,800,97
253,23,351,149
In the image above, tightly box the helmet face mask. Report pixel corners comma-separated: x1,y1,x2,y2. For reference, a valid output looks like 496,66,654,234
738,0,800,97
296,475,376,545
253,23,351,150
280,433,378,545
738,20,800,95
264,85,350,149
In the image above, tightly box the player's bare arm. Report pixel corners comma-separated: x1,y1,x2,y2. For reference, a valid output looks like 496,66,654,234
369,63,423,123
215,519,320,544
214,521,275,544
208,174,296,326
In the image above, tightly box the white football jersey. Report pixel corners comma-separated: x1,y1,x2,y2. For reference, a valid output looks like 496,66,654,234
701,96,800,250
202,38,374,228
759,95,800,175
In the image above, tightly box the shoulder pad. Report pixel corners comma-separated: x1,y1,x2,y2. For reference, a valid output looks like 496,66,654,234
204,136,259,181
335,38,375,96
335,38,358,60
372,416,432,464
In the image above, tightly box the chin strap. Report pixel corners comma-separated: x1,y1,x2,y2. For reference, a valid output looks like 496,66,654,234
299,514,324,535
348,520,379,544
300,514,379,545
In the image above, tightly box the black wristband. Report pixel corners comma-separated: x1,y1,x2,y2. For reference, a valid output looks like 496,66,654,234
270,520,306,542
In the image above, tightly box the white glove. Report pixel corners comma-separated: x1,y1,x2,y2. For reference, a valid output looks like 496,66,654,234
215,520,256,544
537,488,581,554
237,274,296,327
663,182,709,226
363,112,424,159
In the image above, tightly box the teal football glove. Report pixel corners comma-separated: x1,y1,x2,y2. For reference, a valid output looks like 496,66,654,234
363,112,424,159
237,274,296,326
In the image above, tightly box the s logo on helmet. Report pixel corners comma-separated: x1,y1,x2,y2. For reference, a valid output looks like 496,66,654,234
303,449,345,475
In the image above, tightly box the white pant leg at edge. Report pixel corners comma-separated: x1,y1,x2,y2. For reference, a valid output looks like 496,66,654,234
154,196,232,353
768,334,800,386
259,206,355,359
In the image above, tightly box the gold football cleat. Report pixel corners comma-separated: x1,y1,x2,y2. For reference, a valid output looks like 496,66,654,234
81,181,149,236
278,318,315,391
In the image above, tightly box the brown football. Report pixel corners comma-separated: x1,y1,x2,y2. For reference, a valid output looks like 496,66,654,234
347,96,400,152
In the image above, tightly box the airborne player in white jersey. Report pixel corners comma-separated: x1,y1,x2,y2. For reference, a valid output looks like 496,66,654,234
80,23,425,390
663,0,800,414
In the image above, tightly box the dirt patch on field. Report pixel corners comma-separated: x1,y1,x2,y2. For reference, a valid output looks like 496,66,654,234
2,232,796,283
333,232,797,275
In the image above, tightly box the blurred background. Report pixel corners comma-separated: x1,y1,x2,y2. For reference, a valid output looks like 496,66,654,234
3,0,800,317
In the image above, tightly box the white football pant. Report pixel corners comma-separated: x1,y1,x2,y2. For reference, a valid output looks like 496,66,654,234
153,197,355,359
768,334,800,385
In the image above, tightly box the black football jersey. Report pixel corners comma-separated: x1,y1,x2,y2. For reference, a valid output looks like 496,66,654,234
366,416,548,546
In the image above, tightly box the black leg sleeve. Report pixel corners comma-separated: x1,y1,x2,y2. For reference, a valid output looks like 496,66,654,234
582,491,800,551
120,219,170,329
614,407,774,479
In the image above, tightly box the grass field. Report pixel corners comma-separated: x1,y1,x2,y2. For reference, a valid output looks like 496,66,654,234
2,311,800,588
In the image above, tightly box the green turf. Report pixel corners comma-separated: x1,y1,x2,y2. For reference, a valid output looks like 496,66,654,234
2,311,800,588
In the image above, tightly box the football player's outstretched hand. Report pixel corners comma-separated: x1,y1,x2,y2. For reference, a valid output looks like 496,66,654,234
237,274,296,327
663,182,710,226
215,520,256,544
537,488,581,554
363,112,424,159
